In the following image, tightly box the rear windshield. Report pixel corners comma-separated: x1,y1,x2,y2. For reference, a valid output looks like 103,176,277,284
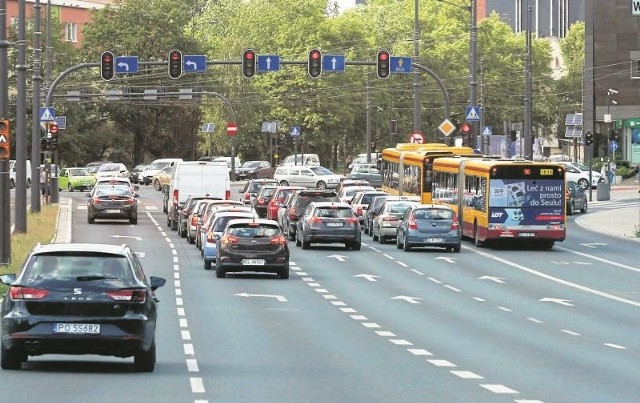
23,254,132,282
260,187,277,197
295,194,339,207
362,193,386,204
413,209,454,220
213,215,253,232
314,207,354,218
385,202,415,214
227,224,280,237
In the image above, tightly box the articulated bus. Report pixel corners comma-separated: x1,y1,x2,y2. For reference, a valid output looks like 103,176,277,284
380,143,477,203
431,157,566,249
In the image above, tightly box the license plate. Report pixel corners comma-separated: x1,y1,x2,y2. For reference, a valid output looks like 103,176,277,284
426,238,444,243
326,222,343,227
105,209,121,213
519,233,535,237
54,323,101,335
242,259,265,266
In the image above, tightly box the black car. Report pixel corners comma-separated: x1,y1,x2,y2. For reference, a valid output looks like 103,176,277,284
240,178,279,205
566,180,588,215
295,202,361,250
0,243,166,371
215,218,290,279
252,185,277,218
363,195,390,235
129,163,147,185
87,184,139,224
235,160,272,180
282,189,340,240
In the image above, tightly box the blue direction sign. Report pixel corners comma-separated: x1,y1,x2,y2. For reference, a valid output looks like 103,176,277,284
290,126,301,138
115,56,139,74
390,56,412,74
323,55,346,72
55,116,67,129
465,106,481,122
39,107,55,122
184,55,206,72
257,55,280,72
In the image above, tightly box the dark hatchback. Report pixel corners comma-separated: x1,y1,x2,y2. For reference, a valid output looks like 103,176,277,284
283,189,340,240
235,160,272,180
240,178,279,205
566,180,587,215
295,202,361,250
396,204,461,252
87,184,139,224
216,219,290,279
252,185,277,218
0,243,166,371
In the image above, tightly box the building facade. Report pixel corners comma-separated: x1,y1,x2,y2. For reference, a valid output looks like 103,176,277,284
4,0,111,46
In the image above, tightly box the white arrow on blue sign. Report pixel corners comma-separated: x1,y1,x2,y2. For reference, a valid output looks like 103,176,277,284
465,106,481,122
115,56,139,74
184,55,206,72
257,55,280,72
390,56,412,73
39,107,55,122
322,55,345,72
290,126,301,138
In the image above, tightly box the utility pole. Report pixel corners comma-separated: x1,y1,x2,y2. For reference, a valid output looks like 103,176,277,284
413,0,421,133
15,0,27,232
366,72,372,163
31,0,42,213
0,0,10,264
523,0,534,160
469,0,478,149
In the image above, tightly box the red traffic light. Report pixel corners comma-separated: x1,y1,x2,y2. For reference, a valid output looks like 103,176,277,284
49,123,59,135
100,51,115,81
308,49,323,78
242,49,256,78
460,122,472,134
310,50,321,60
168,49,183,79
0,119,10,160
376,50,390,79
244,50,254,60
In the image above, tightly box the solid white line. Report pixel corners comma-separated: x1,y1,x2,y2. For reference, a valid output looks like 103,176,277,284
604,343,626,349
480,384,519,394
514,400,544,403
181,330,191,340
561,329,580,336
184,344,194,355
389,339,413,346
179,318,188,328
186,359,199,372
556,246,640,273
376,331,397,337
407,348,432,356
427,359,456,367
450,370,483,379
190,377,205,393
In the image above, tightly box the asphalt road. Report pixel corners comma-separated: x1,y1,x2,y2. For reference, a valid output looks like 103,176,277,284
2,184,640,403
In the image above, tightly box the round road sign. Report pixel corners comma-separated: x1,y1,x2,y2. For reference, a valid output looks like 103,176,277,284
227,121,238,136
409,132,424,144
49,123,59,135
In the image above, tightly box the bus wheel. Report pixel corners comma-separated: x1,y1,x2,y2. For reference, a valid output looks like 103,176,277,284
474,223,484,247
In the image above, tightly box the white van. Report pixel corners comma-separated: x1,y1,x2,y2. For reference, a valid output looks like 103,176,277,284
167,161,230,230
140,157,183,185
280,154,320,166
9,159,32,189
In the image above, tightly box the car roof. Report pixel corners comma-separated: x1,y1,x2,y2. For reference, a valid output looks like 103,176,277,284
226,218,280,226
310,201,352,208
31,243,129,255
413,204,454,210
214,211,257,218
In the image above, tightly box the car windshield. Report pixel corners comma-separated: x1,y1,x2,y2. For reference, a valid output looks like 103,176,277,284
385,202,414,214
362,193,387,204
414,209,454,220
148,161,170,171
98,164,122,172
69,168,90,176
242,161,261,168
94,186,133,197
260,187,277,197
310,166,333,175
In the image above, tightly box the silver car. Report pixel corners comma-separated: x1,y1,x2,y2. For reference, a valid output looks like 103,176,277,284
372,200,420,244
273,165,344,189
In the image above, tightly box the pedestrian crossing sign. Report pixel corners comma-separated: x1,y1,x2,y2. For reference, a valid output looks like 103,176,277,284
465,106,481,122
482,126,492,136
39,107,56,122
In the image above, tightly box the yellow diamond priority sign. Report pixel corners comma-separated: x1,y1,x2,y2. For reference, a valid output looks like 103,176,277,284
438,119,455,137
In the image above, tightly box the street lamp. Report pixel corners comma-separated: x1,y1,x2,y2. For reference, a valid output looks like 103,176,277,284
436,0,477,149
605,88,618,188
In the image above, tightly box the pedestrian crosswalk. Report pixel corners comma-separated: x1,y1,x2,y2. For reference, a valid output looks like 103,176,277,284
589,197,640,212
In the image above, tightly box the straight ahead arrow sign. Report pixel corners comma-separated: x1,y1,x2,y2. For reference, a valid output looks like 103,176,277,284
540,297,574,306
328,254,348,262
353,274,380,282
391,296,422,304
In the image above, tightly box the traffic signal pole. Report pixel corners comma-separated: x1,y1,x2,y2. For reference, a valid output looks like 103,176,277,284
0,0,10,264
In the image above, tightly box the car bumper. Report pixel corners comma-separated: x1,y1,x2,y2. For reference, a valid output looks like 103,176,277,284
405,232,461,248
89,206,137,219
304,229,360,243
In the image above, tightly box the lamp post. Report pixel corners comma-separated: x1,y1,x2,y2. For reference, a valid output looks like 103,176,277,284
436,0,477,148
413,0,421,134
606,88,618,188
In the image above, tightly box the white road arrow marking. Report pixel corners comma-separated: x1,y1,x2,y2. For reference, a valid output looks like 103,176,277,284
110,235,142,240
328,254,348,262
551,261,571,265
435,256,456,263
391,296,422,304
478,275,505,284
353,274,380,282
581,242,607,248
235,293,287,302
117,62,129,71
540,297,574,306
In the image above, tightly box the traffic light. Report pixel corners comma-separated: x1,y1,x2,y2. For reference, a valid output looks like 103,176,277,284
376,50,390,79
390,119,398,135
509,130,517,142
611,128,618,140
0,119,10,160
459,122,472,137
40,137,48,152
49,122,59,150
100,51,115,81
242,49,256,78
585,131,593,145
168,49,183,79
308,49,322,78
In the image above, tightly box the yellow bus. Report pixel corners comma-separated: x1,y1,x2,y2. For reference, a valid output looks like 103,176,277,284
432,157,566,249
380,143,478,203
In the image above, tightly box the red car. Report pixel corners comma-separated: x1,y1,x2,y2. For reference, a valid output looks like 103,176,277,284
266,186,304,220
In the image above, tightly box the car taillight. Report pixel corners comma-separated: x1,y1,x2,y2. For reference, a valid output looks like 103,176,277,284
356,207,363,215
126,197,135,205
92,197,101,205
345,217,358,224
107,289,147,302
288,208,297,220
310,217,323,224
191,215,199,227
172,189,179,206
221,234,239,245
257,198,265,205
408,214,418,230
9,286,48,300
269,235,287,245
450,216,460,231
244,193,250,201
225,190,231,200
206,230,216,243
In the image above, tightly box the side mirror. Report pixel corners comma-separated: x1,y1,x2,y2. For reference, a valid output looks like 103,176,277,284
150,276,166,291
0,273,17,285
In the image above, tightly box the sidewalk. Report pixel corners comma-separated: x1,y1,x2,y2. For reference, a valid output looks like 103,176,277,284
575,181,640,240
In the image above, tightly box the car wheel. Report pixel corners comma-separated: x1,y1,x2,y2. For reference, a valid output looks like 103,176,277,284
279,180,289,186
474,222,484,247
316,181,327,190
372,227,378,241
577,178,589,190
453,245,461,253
204,260,211,270
215,263,226,278
302,234,311,250
166,214,172,228
351,241,361,251
396,231,403,249
403,237,411,251
153,180,161,191
87,215,95,224
171,219,177,231
278,263,290,279
581,201,587,214
68,184,74,192
568,202,575,215
130,215,138,225
9,179,14,189
26,178,31,188
133,340,156,373
1,344,24,370
295,231,302,247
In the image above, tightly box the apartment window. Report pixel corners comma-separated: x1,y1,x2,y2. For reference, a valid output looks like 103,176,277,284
65,22,78,43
